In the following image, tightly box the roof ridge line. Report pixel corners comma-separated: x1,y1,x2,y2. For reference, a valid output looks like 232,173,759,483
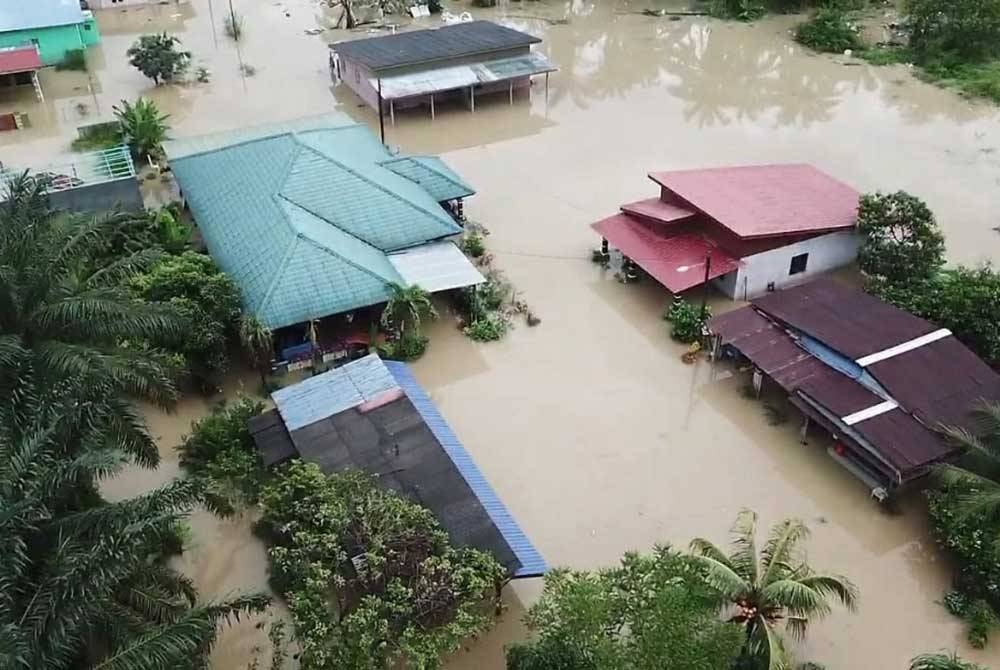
256,230,302,323
290,139,459,245
277,195,401,285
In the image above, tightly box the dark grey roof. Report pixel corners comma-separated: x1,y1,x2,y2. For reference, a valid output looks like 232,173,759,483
250,393,521,574
331,21,541,71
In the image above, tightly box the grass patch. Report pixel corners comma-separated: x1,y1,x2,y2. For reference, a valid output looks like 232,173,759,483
921,59,1000,103
857,46,913,65
70,122,123,152
795,8,862,53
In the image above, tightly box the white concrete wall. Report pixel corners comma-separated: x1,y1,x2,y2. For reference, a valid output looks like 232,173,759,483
727,231,860,299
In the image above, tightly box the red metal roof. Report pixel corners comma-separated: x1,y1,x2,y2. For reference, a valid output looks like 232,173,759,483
592,213,739,293
648,164,859,240
620,198,696,226
0,45,42,76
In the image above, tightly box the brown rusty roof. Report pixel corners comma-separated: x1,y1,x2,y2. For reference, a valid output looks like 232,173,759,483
751,277,936,360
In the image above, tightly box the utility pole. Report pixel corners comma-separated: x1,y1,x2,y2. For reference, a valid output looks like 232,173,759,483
700,252,712,319
207,0,218,49
229,0,247,91
377,78,386,146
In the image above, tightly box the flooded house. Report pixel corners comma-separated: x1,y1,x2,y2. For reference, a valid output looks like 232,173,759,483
592,164,860,299
0,145,141,210
164,114,484,368
708,278,1000,500
330,21,557,121
249,353,547,578
0,0,101,66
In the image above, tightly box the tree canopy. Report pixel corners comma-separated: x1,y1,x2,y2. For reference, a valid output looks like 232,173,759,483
126,33,191,85
506,546,742,670
907,0,1000,63
257,462,505,670
857,191,946,287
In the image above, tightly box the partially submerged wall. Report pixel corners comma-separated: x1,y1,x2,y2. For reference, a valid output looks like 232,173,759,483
47,177,144,213
729,230,860,299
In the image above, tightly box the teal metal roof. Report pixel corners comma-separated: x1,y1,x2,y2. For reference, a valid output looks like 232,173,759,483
379,156,475,202
167,117,468,329
0,0,84,32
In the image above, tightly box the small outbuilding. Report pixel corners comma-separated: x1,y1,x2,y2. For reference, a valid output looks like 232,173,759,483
249,354,547,578
0,0,101,67
330,21,556,120
708,278,1000,499
592,164,861,299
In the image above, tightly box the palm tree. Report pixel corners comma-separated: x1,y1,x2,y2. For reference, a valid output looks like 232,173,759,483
113,98,170,161
0,173,183,465
239,313,274,388
380,283,437,340
0,403,270,669
910,652,986,670
688,510,858,670
937,401,1000,521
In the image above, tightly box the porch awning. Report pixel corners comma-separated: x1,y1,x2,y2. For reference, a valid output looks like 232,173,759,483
388,241,485,293
0,45,42,76
592,213,740,293
371,51,557,101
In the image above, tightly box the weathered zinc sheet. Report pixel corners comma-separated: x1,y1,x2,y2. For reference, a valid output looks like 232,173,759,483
373,52,556,100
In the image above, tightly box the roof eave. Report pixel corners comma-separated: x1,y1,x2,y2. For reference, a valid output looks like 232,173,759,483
347,40,542,73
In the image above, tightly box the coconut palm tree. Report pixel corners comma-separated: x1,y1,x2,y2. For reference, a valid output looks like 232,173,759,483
688,510,858,670
937,401,1000,522
910,652,986,670
239,313,274,387
0,173,183,465
380,283,437,339
113,98,171,161
0,403,270,669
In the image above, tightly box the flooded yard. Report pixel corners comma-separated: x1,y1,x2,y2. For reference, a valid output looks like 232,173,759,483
8,0,1000,667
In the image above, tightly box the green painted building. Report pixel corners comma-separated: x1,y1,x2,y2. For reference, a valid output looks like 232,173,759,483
0,0,101,66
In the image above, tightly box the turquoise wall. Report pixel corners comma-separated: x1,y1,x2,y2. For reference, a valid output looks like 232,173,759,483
0,20,101,66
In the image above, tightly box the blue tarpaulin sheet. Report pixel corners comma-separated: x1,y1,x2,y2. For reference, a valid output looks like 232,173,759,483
384,361,548,579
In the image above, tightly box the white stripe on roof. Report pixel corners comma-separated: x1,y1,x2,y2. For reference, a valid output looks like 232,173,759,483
855,328,952,367
841,400,899,426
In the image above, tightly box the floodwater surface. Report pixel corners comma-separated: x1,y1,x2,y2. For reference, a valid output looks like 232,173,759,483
11,0,1000,667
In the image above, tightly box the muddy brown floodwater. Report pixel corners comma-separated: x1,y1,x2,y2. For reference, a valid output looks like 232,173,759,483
9,0,1000,667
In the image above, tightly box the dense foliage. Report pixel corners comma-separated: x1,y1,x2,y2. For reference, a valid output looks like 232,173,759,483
257,462,505,670
114,98,171,161
177,396,265,513
127,33,192,85
130,251,243,390
795,7,861,53
907,0,1000,63
857,191,946,286
664,297,709,344
688,510,858,669
875,266,1000,368
0,175,183,466
506,547,742,670
910,652,988,670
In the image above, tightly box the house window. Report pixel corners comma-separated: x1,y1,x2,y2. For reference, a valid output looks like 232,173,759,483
84,23,92,30
789,253,809,275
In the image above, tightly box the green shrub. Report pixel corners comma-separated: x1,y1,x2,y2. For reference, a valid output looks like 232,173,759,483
56,48,87,71
907,0,1000,63
177,396,265,512
257,463,506,669
795,8,861,53
70,122,123,152
710,0,767,20
464,313,510,342
927,485,1000,609
858,46,913,65
378,333,428,361
664,298,709,344
462,233,486,258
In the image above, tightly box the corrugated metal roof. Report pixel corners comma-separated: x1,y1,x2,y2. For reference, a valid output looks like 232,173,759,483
751,278,939,362
384,360,547,578
0,44,41,74
388,241,485,293
273,354,399,431
648,164,859,240
167,116,467,328
0,0,84,32
332,20,541,71
163,113,354,160
379,155,475,201
592,213,740,293
620,197,696,226
371,52,556,100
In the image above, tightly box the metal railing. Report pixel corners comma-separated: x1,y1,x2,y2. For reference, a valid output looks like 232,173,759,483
0,146,135,193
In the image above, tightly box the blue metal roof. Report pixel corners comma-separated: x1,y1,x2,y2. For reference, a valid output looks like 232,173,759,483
378,156,475,202
384,361,547,578
0,0,84,33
